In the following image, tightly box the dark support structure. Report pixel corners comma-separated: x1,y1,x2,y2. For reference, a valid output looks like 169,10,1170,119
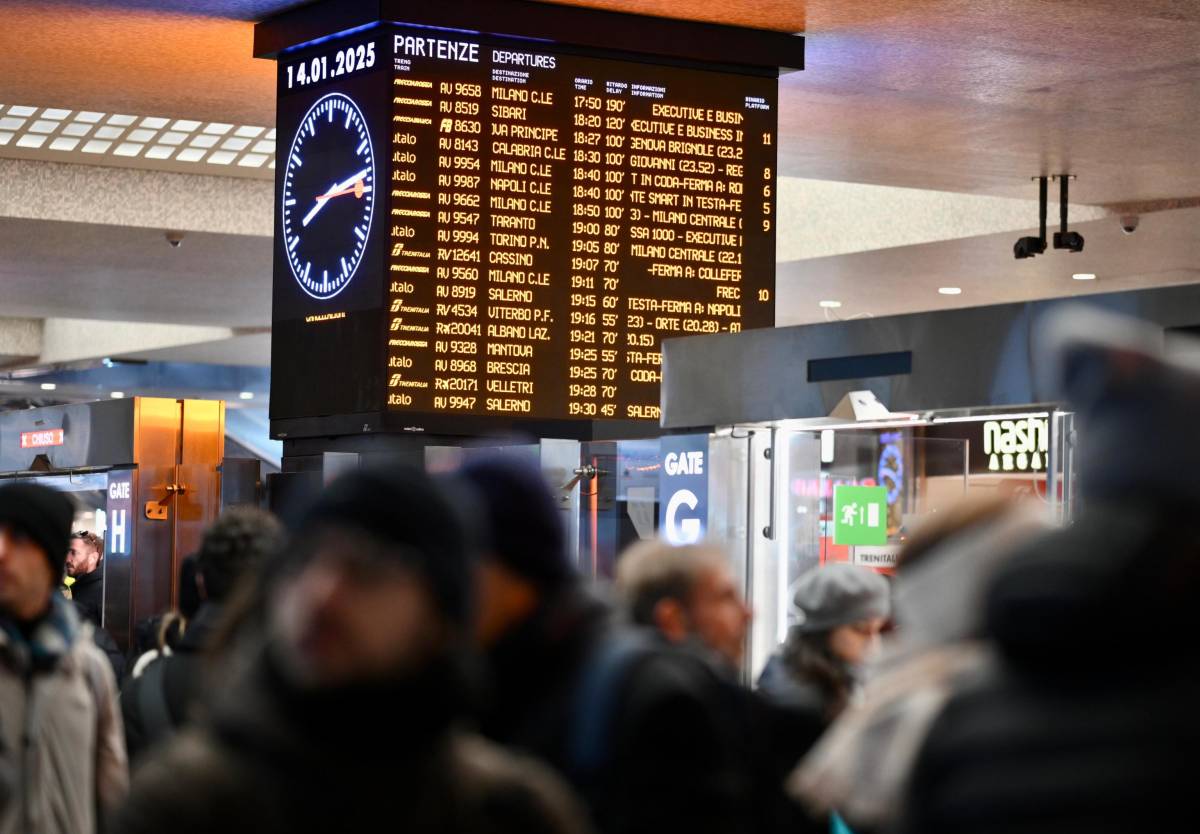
660,283,1200,429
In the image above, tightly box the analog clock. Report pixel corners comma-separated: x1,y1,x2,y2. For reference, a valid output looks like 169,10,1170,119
281,92,375,300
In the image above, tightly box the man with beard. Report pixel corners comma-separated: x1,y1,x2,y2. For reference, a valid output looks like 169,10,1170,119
113,467,588,834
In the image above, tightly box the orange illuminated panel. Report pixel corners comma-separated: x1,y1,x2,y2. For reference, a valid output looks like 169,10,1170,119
20,429,64,449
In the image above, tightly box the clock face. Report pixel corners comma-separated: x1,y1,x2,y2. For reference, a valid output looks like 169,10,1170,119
281,92,375,300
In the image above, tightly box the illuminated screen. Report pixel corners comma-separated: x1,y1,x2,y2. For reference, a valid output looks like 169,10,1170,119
271,26,777,432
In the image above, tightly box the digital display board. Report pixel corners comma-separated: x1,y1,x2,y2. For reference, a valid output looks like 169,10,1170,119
271,25,777,434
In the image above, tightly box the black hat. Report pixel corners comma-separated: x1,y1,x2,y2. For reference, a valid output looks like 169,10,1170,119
296,467,472,628
457,455,572,590
0,483,75,585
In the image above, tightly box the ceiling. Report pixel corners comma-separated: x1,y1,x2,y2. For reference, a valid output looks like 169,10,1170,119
0,217,271,327
5,0,1196,204
0,0,1198,353
780,0,1200,205
778,205,1200,325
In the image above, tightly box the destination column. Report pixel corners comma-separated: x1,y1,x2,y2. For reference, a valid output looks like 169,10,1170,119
485,54,563,417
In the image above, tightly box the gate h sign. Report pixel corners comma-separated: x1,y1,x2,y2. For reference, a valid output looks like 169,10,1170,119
832,485,888,547
106,474,133,557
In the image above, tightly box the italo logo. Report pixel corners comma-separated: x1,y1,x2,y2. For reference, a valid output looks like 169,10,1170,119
983,417,1049,472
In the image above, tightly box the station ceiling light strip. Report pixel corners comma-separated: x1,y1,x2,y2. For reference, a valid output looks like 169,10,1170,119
0,104,276,173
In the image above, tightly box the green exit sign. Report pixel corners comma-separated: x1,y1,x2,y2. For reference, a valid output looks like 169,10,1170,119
832,485,889,546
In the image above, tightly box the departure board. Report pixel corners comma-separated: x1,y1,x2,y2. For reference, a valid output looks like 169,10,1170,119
272,26,777,432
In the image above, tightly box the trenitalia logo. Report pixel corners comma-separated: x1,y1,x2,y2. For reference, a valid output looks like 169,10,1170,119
20,429,64,449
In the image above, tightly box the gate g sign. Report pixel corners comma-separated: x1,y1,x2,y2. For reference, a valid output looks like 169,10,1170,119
658,435,708,545
832,485,888,546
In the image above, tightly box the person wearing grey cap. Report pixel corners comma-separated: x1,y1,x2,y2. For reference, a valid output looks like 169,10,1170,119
757,562,891,728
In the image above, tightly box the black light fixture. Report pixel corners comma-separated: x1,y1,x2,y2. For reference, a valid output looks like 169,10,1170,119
1014,176,1048,259
1052,174,1084,253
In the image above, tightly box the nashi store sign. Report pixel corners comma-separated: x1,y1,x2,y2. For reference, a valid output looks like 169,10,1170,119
983,417,1048,472
20,429,64,449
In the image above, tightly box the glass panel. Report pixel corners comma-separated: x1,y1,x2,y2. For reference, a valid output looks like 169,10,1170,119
752,428,968,673
578,438,662,579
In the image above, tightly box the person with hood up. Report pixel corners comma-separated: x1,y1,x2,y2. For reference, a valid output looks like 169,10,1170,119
896,307,1200,834
113,466,589,834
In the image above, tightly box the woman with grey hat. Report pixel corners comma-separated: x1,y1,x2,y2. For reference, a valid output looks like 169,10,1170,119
758,562,891,726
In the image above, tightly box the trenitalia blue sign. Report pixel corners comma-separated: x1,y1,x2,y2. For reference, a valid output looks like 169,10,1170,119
658,434,708,544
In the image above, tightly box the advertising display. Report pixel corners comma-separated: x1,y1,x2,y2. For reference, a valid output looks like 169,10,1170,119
270,25,778,435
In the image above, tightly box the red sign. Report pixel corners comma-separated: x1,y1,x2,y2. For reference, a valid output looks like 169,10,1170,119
20,429,64,449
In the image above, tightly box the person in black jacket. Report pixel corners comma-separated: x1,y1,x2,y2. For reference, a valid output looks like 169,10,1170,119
897,308,1200,834
120,508,284,760
65,530,105,625
114,466,590,834
616,539,824,834
66,528,127,680
458,455,759,834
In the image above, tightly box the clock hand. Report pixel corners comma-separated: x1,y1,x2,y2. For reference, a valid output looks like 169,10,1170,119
301,168,371,228
319,180,372,201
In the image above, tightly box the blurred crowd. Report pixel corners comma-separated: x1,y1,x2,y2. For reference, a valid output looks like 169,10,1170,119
1,309,1198,834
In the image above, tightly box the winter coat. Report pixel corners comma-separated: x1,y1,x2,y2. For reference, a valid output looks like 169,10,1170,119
756,653,834,736
481,587,797,834
113,643,591,834
0,595,128,834
120,603,223,760
69,567,104,627
791,504,1046,828
897,503,1200,834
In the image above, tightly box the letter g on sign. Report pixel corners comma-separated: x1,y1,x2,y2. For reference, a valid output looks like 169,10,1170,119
664,489,702,544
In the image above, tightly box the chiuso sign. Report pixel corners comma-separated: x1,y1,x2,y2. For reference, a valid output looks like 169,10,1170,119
19,429,64,449
658,435,708,545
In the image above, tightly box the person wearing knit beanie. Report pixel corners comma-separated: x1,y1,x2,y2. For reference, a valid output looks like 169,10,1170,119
0,482,76,622
271,465,475,687
455,455,577,648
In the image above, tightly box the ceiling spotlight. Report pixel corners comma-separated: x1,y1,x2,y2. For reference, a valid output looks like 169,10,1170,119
938,287,963,295
110,391,125,399
1014,235,1047,259
818,300,842,308
1072,273,1097,281
239,391,255,400
40,382,57,391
